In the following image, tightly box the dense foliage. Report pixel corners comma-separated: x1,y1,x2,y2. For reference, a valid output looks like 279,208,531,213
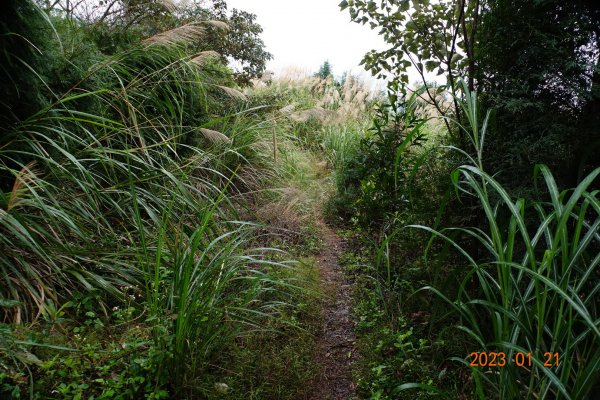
36,0,272,85
332,81,428,227
0,1,319,398
337,1,600,399
477,0,600,190
1,0,599,398
341,0,600,192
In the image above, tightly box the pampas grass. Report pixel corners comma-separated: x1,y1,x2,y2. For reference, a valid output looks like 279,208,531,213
289,107,336,124
190,50,221,66
252,67,377,125
144,22,207,45
144,20,227,47
198,128,232,144
217,85,248,101
7,162,40,211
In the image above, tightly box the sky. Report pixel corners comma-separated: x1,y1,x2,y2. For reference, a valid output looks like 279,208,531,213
225,0,388,81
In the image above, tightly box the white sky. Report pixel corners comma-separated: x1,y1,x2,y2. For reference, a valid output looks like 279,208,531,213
226,0,388,81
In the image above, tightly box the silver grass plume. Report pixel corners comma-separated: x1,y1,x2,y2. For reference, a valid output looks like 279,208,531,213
144,22,207,46
201,20,230,32
216,85,247,101
198,128,232,145
190,50,221,66
289,107,335,123
7,162,40,211
159,0,177,13
143,18,229,47
278,103,297,115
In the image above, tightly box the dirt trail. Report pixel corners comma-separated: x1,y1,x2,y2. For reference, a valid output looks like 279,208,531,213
306,224,358,400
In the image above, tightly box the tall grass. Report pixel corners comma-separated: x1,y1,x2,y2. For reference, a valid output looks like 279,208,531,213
244,69,376,233
320,123,365,172
133,179,291,390
410,84,600,399
1,6,295,395
1,42,213,320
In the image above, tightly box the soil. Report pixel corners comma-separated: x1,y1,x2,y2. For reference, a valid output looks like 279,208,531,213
306,224,358,400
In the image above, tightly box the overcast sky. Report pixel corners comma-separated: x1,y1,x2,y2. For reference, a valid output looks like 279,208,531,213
226,0,387,80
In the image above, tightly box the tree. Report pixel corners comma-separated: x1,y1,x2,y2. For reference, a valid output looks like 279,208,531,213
341,0,599,190
175,1,272,84
340,0,481,138
133,0,273,85
477,0,600,189
39,0,272,85
218,7,272,85
38,0,176,26
144,1,273,85
316,60,333,79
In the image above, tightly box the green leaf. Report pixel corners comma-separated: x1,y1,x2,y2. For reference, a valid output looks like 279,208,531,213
425,60,439,72
0,299,21,308
450,53,463,65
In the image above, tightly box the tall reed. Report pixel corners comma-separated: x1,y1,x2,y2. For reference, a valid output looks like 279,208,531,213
410,83,599,399
1,7,295,394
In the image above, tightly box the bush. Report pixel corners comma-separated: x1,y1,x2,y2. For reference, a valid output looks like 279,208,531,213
333,81,428,227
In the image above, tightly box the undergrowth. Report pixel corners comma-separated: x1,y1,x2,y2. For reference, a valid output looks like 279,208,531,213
330,79,600,399
0,4,374,397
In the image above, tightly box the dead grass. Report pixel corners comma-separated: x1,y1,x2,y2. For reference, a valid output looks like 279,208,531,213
252,68,378,125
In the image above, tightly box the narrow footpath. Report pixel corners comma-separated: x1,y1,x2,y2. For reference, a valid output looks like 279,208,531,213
307,224,358,400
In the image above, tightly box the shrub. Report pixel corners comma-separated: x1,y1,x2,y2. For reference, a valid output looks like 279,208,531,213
333,81,428,227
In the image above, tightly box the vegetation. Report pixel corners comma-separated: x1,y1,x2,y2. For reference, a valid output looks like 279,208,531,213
0,1,325,398
1,0,599,399
417,87,600,399
476,0,600,190
315,61,333,80
333,1,599,399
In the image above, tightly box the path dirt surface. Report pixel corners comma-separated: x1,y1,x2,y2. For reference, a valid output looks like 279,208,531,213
306,224,358,400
